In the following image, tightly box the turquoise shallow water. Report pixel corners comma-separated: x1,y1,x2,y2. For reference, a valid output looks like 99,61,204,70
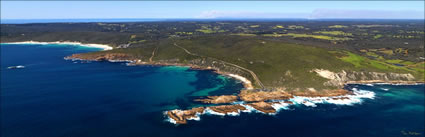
1,43,424,137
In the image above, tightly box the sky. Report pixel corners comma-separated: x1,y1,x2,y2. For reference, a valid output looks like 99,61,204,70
1,1,424,19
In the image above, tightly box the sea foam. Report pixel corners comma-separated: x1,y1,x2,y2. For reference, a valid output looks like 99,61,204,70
166,87,376,124
290,88,375,107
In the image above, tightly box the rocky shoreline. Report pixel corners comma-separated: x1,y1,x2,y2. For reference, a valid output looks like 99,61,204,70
345,80,425,85
194,95,238,104
65,52,424,125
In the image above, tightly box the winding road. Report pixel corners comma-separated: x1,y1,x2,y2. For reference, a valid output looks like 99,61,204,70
149,46,158,62
173,42,265,89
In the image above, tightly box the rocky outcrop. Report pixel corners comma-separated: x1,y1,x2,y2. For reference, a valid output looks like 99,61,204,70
247,101,277,114
291,89,351,97
208,105,247,114
167,107,205,124
239,90,293,102
313,69,416,87
194,95,238,104
166,105,248,124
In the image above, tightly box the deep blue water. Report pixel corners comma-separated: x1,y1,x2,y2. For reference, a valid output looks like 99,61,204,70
1,44,424,137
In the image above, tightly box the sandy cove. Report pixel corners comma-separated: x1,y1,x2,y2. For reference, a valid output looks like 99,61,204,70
2,41,113,51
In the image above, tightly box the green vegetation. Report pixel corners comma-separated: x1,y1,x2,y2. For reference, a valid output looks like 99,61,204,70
287,25,304,29
272,25,284,29
130,35,137,39
196,28,215,34
404,31,424,34
196,26,227,34
340,52,396,71
365,51,380,58
129,40,146,44
175,32,193,35
314,31,353,36
378,49,394,55
354,25,394,28
230,33,256,36
373,34,383,39
328,25,348,28
263,33,352,41
250,25,260,28
392,35,421,39
337,51,423,80
174,36,357,90
385,59,415,66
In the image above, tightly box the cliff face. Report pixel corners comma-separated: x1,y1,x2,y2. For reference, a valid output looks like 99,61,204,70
313,69,416,87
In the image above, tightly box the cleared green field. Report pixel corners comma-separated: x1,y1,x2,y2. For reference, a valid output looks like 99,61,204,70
314,31,353,36
373,34,383,39
263,33,352,41
230,33,256,36
328,25,348,28
336,51,423,80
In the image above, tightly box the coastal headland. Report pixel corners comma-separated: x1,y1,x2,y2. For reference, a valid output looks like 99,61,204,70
64,48,424,124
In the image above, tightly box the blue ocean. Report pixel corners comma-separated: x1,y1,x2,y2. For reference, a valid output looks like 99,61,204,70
1,43,424,137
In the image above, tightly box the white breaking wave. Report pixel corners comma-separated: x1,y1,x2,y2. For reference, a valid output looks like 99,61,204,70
290,88,375,107
271,102,291,112
166,87,376,124
204,108,226,116
203,108,241,116
163,112,177,124
186,115,201,121
381,88,390,91
226,112,240,116
7,65,25,69
239,104,256,113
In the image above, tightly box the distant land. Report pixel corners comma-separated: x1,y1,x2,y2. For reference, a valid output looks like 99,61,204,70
1,18,424,24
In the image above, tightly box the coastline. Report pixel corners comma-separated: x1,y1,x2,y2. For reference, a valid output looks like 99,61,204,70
132,61,255,90
345,80,425,85
1,41,113,51
131,61,255,90
65,55,256,90
64,52,424,125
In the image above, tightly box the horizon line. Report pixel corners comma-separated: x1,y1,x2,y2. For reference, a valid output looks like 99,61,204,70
2,18,424,20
